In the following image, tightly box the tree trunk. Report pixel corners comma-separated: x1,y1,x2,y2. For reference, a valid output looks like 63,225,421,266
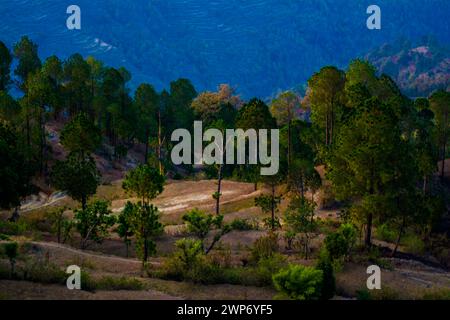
57,216,62,244
441,111,448,179
216,163,223,215
365,212,373,248
143,236,148,267
391,216,406,257
158,110,163,175
144,128,149,164
423,175,427,194
287,120,291,179
441,141,446,179
81,195,87,211
271,184,275,231
9,207,20,222
125,235,129,258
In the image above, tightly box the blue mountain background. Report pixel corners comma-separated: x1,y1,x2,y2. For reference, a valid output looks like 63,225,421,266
0,0,449,98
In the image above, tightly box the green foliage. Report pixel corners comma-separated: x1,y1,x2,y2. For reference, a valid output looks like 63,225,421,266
182,209,224,241
307,66,346,148
356,287,399,300
95,276,144,291
3,242,18,277
423,289,450,300
169,78,197,130
60,113,101,154
74,200,115,249
116,201,135,256
270,91,301,127
47,208,73,244
375,223,397,242
0,219,31,236
429,89,450,178
255,195,281,215
0,41,12,91
3,242,18,261
159,239,286,287
51,153,100,209
324,223,357,261
255,253,288,286
273,264,324,300
230,218,255,231
127,201,163,264
22,259,66,284
316,251,336,299
122,165,165,204
13,36,41,89
173,238,204,273
402,234,425,255
236,98,276,130
0,123,34,209
284,197,317,258
284,198,316,233
250,233,279,263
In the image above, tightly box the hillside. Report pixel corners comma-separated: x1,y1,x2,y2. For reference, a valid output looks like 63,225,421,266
366,38,450,97
1,0,449,98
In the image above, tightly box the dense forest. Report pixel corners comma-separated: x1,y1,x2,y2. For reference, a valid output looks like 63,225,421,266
2,0,450,97
0,36,449,300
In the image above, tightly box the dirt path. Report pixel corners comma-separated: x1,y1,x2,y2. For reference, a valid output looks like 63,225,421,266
0,280,181,300
111,180,259,215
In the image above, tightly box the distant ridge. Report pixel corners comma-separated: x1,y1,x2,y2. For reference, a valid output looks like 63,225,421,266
1,0,449,98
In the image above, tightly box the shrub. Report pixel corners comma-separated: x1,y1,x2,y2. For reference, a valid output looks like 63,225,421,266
95,276,144,291
0,220,30,235
80,270,97,292
75,200,116,249
160,238,204,280
250,233,279,263
3,242,18,277
324,223,357,261
230,218,254,231
182,209,229,254
22,259,66,284
402,234,425,255
356,287,399,300
256,253,288,286
272,264,324,300
262,217,281,230
423,289,450,300
0,234,10,241
375,223,397,242
316,252,336,300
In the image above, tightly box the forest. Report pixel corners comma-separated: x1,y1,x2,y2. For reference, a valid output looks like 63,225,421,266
0,36,449,300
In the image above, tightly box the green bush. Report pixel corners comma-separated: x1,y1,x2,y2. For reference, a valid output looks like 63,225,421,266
230,218,254,231
250,233,279,263
356,287,399,300
423,289,450,300
159,238,204,281
255,253,287,286
95,276,144,291
402,234,425,255
273,264,324,300
0,234,10,241
0,220,30,235
375,224,397,242
22,259,66,284
324,223,356,261
80,270,97,292
158,240,286,287
316,252,336,300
